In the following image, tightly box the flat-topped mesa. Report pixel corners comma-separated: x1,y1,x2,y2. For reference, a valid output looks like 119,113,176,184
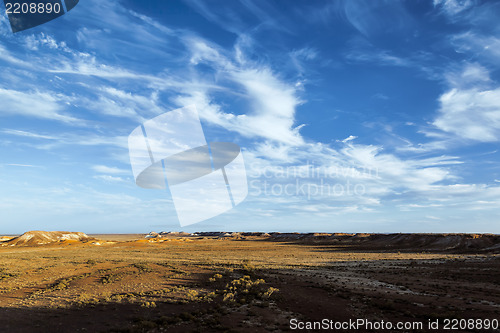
1,231,94,246
265,233,500,253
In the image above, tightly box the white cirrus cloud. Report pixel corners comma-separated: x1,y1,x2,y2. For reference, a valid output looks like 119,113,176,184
93,175,127,182
451,32,500,62
433,87,500,142
433,0,474,17
0,88,81,124
173,37,305,146
92,165,130,175
1,129,58,140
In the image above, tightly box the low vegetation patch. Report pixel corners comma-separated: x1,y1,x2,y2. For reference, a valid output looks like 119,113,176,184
220,275,278,305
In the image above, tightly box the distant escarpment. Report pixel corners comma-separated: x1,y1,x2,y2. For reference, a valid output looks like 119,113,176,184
264,232,500,253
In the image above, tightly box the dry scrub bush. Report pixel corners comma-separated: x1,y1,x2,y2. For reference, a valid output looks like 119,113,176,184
221,275,278,305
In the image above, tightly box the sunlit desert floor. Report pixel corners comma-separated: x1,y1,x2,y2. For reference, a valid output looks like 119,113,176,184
0,235,499,332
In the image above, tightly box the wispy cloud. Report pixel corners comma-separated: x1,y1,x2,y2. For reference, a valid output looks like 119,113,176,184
339,135,357,143
433,87,500,142
451,32,500,63
93,175,127,182
321,0,414,38
444,62,491,88
1,129,58,140
290,47,318,75
345,45,414,68
432,63,500,142
433,0,474,18
24,33,72,52
0,88,82,124
3,164,39,168
92,165,130,175
0,43,34,68
172,35,305,145
182,0,287,35
2,128,128,150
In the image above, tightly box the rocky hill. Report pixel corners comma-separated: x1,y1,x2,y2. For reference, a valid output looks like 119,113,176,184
1,231,94,246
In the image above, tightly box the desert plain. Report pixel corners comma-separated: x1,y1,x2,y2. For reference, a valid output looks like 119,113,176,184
0,231,499,332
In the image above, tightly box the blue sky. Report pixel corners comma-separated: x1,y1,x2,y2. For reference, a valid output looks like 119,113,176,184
1,0,500,234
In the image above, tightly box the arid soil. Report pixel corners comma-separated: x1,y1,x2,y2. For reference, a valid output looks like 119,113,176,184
0,232,499,332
